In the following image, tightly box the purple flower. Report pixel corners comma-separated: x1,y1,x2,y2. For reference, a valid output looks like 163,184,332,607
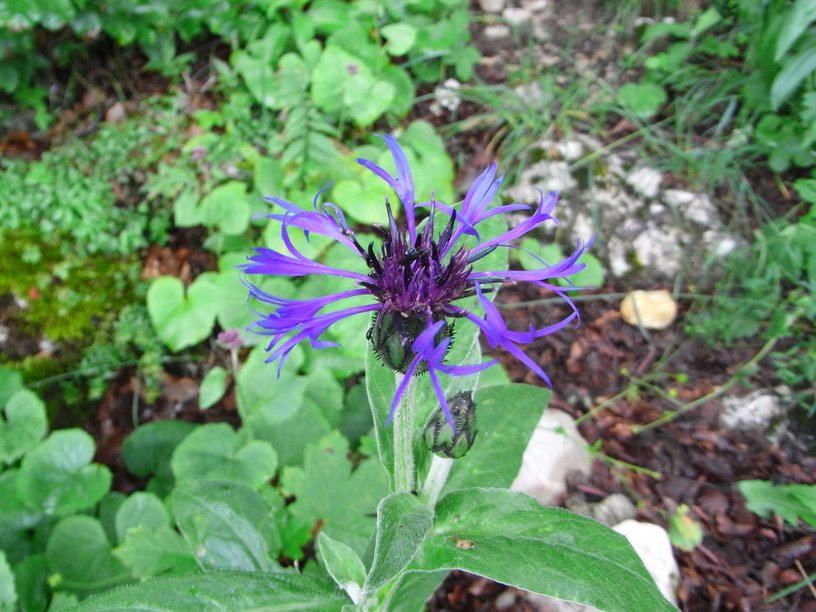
242,135,590,429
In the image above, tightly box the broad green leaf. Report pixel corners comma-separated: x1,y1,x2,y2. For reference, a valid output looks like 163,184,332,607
239,348,344,466
344,75,395,127
775,0,816,61
443,384,549,494
73,570,349,611
331,178,390,225
12,554,47,612
0,470,41,563
381,24,418,56
18,429,111,516
690,7,721,37
199,366,228,410
281,431,389,556
45,516,130,596
171,423,278,489
0,550,16,611
794,177,816,203
668,504,703,552
114,526,198,579
115,492,170,543
0,389,47,465
363,493,433,595
170,480,281,572
517,239,563,273
617,82,667,119
122,420,196,496
317,531,366,603
410,489,675,611
0,367,23,407
311,46,356,114
200,181,251,235
147,274,220,352
738,479,816,527
173,191,201,227
771,47,816,110
376,570,447,612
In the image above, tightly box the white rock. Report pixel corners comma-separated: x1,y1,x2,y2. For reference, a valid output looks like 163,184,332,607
0,325,8,344
511,409,592,505
478,0,505,12
503,7,533,27
632,224,683,277
720,390,786,432
612,520,679,606
702,230,739,257
626,167,663,198
607,238,632,276
620,290,678,330
557,140,584,161
664,189,716,225
524,591,598,611
433,78,462,113
484,24,511,40
571,212,595,244
522,0,550,11
649,203,666,216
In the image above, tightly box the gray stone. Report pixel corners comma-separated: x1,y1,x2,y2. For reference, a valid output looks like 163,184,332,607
663,189,716,225
511,409,592,505
592,493,638,526
612,520,679,605
507,160,577,203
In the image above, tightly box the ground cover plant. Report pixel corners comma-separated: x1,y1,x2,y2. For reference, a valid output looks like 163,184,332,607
1,0,814,610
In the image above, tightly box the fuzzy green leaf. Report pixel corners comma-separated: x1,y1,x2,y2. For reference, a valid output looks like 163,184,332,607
0,389,47,465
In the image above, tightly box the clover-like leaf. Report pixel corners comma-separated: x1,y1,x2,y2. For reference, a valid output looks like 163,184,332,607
199,181,251,235
281,431,389,556
171,423,278,490
147,274,220,352
0,389,47,465
18,429,111,517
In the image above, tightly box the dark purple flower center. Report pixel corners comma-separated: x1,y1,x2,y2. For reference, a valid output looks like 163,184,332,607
357,202,471,322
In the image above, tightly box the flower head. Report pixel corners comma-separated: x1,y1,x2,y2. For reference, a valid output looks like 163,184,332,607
243,135,591,430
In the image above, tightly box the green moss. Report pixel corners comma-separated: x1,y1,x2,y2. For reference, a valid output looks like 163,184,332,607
0,229,142,343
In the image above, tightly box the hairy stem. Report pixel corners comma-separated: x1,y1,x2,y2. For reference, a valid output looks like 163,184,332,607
393,374,417,493
420,454,453,507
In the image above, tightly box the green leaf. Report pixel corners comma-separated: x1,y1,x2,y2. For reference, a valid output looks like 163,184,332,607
411,489,675,611
738,479,816,527
199,366,228,410
114,526,198,579
668,504,703,552
170,480,281,572
312,46,356,114
775,0,816,61
344,75,395,127
517,239,563,273
771,47,816,110
0,367,23,408
0,389,47,465
617,82,667,119
122,420,196,495
376,570,447,612
363,493,433,595
12,554,47,612
45,516,130,596
173,191,201,227
0,550,16,611
200,181,251,235
115,492,170,543
171,423,278,489
72,570,349,611
317,531,366,603
794,177,816,203
18,429,111,516
147,274,220,352
443,384,549,494
382,24,418,56
281,431,389,556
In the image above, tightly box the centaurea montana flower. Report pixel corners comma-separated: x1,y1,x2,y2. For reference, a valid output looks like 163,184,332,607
242,135,591,430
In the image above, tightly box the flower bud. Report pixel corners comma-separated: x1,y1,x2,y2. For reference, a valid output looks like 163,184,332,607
423,391,477,459
368,312,452,375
